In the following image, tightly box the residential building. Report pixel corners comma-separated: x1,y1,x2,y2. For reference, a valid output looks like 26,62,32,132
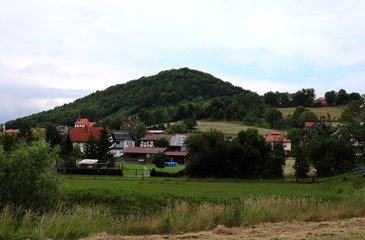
264,131,291,156
110,130,136,157
122,147,167,163
69,127,103,153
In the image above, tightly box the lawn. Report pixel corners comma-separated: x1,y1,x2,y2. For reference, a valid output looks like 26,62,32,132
62,173,364,201
122,162,185,175
278,106,346,120
196,120,275,136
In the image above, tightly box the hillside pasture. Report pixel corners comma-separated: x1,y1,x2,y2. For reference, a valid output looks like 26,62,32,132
196,120,274,136
278,106,346,120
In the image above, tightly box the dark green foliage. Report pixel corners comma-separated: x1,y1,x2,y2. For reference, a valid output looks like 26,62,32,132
185,129,284,178
18,120,34,142
60,133,73,160
292,88,315,107
336,89,349,105
292,144,310,178
0,134,19,152
167,122,188,134
0,141,62,211
96,127,114,162
45,124,62,148
340,98,365,156
153,153,168,168
154,138,169,148
82,135,98,159
325,90,337,105
265,107,283,128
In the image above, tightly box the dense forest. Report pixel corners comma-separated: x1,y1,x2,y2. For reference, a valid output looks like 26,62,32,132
5,68,362,130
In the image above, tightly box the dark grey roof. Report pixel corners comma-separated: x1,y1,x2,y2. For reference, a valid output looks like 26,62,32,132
112,130,135,141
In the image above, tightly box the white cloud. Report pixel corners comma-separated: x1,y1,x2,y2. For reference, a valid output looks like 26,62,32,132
1,0,365,121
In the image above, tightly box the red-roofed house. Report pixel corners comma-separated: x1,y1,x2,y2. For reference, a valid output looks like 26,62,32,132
4,129,18,135
165,151,188,164
74,118,95,128
304,121,332,128
264,131,291,156
69,127,103,153
314,97,328,106
122,147,167,163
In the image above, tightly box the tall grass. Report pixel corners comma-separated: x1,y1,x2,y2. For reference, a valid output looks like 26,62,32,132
1,188,365,239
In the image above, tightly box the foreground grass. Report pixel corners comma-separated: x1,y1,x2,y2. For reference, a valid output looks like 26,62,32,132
1,174,364,239
197,120,275,136
2,188,365,239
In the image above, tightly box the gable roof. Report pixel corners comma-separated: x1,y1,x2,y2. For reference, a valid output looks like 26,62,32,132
264,131,290,143
74,118,95,127
314,97,326,102
140,134,173,141
122,147,167,154
69,127,103,142
304,121,332,128
111,130,135,141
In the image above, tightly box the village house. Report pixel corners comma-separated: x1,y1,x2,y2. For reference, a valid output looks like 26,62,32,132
74,117,95,128
122,147,167,163
110,130,136,157
264,131,291,156
304,121,332,128
314,97,328,106
139,134,173,147
69,126,103,153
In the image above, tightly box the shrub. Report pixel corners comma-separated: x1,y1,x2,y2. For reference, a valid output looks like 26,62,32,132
0,141,62,211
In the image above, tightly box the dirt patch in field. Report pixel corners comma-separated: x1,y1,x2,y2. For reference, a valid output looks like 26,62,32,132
83,217,365,240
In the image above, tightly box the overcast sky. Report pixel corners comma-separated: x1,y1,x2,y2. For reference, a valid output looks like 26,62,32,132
1,0,365,123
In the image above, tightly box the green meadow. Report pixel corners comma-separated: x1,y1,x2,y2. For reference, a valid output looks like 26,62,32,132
196,120,275,135
278,106,346,120
1,174,365,239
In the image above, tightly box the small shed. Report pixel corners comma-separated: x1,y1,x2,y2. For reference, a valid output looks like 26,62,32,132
78,159,98,169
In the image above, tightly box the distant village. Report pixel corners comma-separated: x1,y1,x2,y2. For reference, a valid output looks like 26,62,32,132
1,113,333,167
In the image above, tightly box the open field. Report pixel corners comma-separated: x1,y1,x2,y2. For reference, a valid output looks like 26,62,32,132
278,106,346,120
1,174,365,239
122,162,185,174
63,174,364,201
196,120,275,136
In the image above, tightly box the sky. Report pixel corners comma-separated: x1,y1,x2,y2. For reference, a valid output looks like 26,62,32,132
1,0,365,123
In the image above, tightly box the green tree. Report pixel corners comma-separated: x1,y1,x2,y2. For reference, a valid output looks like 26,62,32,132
265,107,283,128
18,121,34,142
336,89,349,105
324,90,337,105
45,124,62,148
96,127,114,162
297,110,318,128
0,141,62,211
153,152,168,168
168,122,188,134
291,106,306,128
293,144,310,178
341,98,365,156
154,137,169,148
82,135,98,159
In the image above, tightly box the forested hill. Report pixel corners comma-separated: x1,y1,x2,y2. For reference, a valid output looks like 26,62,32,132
6,68,258,129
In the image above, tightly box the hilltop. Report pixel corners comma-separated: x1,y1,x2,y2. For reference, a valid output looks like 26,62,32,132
5,68,257,129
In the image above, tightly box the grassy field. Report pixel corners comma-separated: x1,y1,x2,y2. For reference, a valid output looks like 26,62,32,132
63,174,364,201
2,174,365,239
196,120,275,135
122,162,185,174
278,106,346,120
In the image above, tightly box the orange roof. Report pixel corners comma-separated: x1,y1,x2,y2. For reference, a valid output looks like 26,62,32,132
75,118,95,127
69,127,103,142
264,131,290,143
314,97,326,102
